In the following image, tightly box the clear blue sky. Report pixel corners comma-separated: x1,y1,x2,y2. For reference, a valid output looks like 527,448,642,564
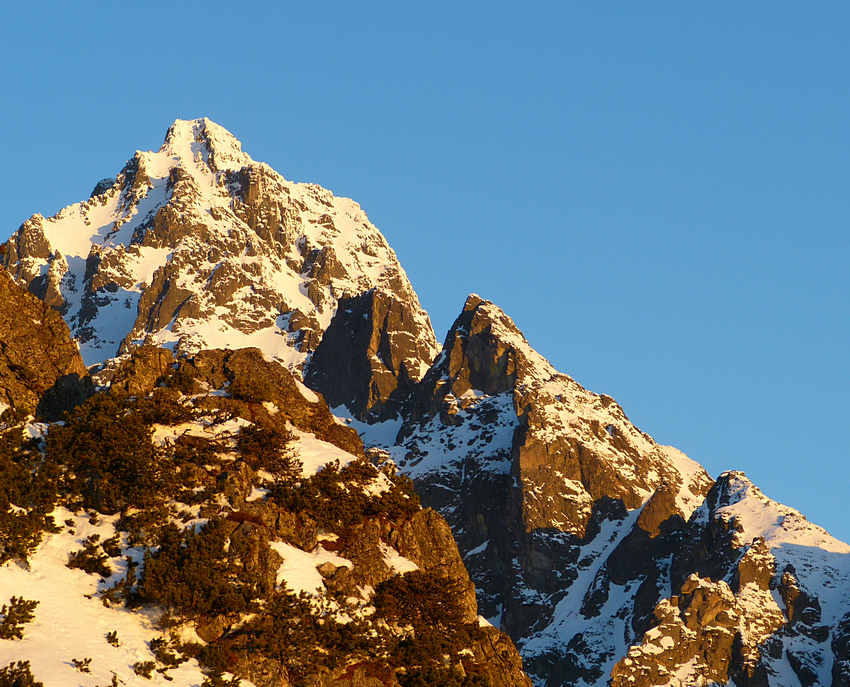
2,4,849,539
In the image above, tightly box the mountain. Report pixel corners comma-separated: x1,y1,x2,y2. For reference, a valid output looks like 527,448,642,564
4,119,849,686
358,295,850,686
3,118,438,420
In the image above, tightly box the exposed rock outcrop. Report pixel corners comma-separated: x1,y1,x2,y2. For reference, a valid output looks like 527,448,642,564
108,345,175,397
305,288,437,421
608,472,848,687
7,119,850,687
182,347,365,457
0,266,92,420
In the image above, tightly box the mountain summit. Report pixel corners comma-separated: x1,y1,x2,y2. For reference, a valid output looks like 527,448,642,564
3,118,438,418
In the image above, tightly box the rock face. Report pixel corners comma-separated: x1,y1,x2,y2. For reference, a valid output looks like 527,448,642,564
2,118,439,412
360,296,713,684
0,266,92,419
355,295,850,686
181,346,365,457
305,287,437,421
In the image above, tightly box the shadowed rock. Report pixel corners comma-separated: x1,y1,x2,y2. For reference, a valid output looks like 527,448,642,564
305,288,436,421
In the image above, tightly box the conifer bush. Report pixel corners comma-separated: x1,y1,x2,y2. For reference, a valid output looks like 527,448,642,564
47,393,173,513
271,459,420,532
172,434,224,468
140,518,265,617
374,570,467,630
0,661,43,687
244,592,375,675
132,661,155,679
134,387,195,425
67,534,112,577
0,430,59,563
229,375,275,403
374,571,485,680
0,597,39,640
398,666,491,687
236,423,297,474
165,367,196,394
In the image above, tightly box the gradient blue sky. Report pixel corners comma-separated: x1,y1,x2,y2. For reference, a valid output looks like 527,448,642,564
2,4,849,539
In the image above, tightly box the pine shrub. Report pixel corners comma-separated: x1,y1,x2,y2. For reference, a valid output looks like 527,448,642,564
0,597,39,640
0,431,59,563
398,666,491,687
165,367,196,394
374,571,485,677
271,459,420,533
229,376,275,403
0,661,43,687
140,518,265,617
236,423,297,474
134,387,196,425
47,393,173,513
245,592,375,674
67,533,112,577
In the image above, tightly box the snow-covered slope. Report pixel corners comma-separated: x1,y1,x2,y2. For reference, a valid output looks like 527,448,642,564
3,118,438,418
0,504,216,687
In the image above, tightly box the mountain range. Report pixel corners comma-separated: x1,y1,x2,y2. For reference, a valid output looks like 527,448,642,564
2,118,848,687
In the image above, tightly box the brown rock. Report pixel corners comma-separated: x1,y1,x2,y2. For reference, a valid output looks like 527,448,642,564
305,288,438,421
183,347,364,457
109,345,174,397
0,267,92,420
636,481,682,538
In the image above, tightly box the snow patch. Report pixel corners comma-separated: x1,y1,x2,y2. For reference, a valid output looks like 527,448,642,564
270,541,353,595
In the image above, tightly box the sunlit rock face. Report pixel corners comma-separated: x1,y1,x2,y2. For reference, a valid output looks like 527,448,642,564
357,295,722,685
0,267,92,420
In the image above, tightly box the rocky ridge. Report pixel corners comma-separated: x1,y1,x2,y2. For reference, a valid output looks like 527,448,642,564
608,471,850,687
353,296,850,687
357,296,717,684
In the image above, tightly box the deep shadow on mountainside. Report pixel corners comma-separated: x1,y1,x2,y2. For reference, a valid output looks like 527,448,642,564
4,118,850,686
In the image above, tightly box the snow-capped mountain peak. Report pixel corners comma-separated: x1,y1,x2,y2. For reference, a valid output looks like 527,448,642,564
3,119,439,410
159,117,250,173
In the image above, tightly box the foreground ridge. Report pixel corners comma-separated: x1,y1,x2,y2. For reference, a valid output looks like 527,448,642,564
0,303,532,686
